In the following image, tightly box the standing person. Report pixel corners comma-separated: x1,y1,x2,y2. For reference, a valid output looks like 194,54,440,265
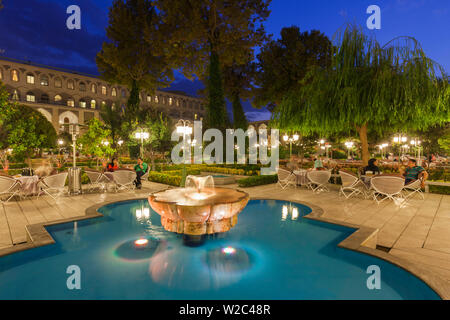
134,157,148,189
107,158,119,172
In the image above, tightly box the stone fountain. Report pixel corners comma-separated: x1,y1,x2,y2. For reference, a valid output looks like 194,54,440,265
148,176,249,236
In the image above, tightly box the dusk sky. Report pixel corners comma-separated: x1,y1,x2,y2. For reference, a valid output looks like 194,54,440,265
1,0,449,121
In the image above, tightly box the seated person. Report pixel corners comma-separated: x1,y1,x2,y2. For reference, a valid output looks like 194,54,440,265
133,157,148,189
106,158,119,172
34,159,55,177
313,157,325,171
401,159,428,188
363,158,381,175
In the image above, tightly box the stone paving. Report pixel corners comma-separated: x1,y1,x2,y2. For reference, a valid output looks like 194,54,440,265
1,181,449,292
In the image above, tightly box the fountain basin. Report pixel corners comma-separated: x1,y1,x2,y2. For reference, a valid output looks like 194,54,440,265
148,187,249,235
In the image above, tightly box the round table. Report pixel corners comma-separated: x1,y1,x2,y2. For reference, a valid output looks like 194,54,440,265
15,175,40,196
293,170,309,186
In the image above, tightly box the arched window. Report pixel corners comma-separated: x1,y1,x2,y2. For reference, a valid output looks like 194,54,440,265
112,88,117,97
111,103,116,110
41,94,49,103
67,80,75,90
101,86,107,95
11,69,19,82
26,92,36,102
54,95,62,103
90,100,96,109
26,73,35,84
121,89,126,97
176,99,180,107
0,68,3,80
79,82,86,91
79,99,86,108
12,90,19,101
168,97,173,106
154,95,159,103
101,101,106,107
54,77,62,88
91,84,97,93
40,75,49,86
67,99,75,107
147,95,151,102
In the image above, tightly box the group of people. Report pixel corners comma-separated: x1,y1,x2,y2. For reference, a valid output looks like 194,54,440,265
362,158,428,188
105,157,148,189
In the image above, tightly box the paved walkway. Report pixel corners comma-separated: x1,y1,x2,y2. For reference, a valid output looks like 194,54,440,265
1,181,449,290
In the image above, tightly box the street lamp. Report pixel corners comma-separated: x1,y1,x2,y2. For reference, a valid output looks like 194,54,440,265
378,143,389,159
176,119,193,187
135,128,149,159
392,134,408,159
410,138,422,165
283,134,299,158
345,141,354,159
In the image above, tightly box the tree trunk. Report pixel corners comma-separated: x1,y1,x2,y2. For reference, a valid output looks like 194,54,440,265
357,123,370,166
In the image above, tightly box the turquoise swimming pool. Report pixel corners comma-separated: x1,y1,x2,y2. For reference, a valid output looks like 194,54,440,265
0,199,440,300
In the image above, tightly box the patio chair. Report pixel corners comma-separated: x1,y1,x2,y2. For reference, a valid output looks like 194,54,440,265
0,176,22,203
112,170,136,192
403,178,425,200
85,169,110,192
141,170,149,183
306,170,331,193
277,168,296,190
339,170,367,199
37,172,68,200
370,176,405,204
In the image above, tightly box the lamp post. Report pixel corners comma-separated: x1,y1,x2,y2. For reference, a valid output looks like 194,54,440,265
283,134,299,158
410,138,422,165
345,141,354,159
135,128,149,159
392,134,408,159
176,119,193,187
68,123,82,195
378,143,389,159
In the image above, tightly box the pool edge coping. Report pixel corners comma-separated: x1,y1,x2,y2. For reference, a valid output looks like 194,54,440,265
0,194,448,300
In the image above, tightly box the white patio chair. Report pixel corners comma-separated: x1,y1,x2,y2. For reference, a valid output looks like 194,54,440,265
85,170,110,192
112,170,136,192
306,170,331,193
37,172,68,200
141,170,149,183
0,176,22,203
277,168,296,190
370,176,405,204
339,170,367,199
403,178,425,200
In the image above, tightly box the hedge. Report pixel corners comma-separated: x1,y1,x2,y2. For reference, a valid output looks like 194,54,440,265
148,172,181,186
238,175,278,188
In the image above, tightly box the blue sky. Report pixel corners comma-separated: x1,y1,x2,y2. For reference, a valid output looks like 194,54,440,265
1,0,449,121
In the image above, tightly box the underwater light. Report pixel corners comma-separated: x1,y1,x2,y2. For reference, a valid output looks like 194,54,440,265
134,239,149,247
222,247,236,255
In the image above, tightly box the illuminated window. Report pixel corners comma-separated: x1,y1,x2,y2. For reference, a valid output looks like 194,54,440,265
101,86,107,95
169,97,173,106
79,82,86,91
101,101,106,107
176,99,179,107
11,69,19,82
67,80,74,90
67,99,75,107
40,76,49,86
26,92,36,102
0,69,2,80
79,99,86,108
147,95,151,102
154,95,159,103
111,103,116,110
112,88,117,97
90,100,96,109
54,95,62,102
12,90,19,101
91,84,97,94
26,74,35,84
41,94,49,103
54,78,62,88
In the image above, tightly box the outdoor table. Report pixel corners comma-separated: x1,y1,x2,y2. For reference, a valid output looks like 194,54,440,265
293,170,309,186
14,175,40,196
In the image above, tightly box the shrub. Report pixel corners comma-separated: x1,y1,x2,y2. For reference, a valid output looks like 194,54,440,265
237,174,278,188
148,172,181,186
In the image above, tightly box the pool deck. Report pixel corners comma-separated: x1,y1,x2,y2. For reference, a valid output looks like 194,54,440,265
1,181,449,297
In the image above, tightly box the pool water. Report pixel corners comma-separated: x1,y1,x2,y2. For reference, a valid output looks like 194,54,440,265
0,200,440,300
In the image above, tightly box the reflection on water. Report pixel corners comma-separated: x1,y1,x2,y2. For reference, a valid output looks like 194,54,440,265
114,237,161,261
281,203,300,221
148,241,253,290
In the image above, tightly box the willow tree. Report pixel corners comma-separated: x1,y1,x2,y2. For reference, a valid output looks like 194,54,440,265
273,25,450,165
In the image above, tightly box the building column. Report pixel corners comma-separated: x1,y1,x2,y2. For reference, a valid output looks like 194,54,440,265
52,109,60,132
78,110,84,125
